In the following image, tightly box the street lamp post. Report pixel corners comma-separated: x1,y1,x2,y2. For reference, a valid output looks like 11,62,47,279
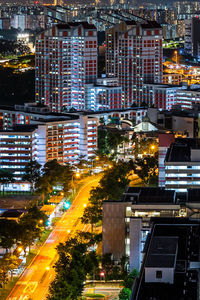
151,145,155,156
71,172,80,195
91,156,99,173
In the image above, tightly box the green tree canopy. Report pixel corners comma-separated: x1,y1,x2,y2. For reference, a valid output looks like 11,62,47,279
48,237,98,300
119,288,132,300
22,160,41,192
0,219,19,252
123,269,139,290
0,169,14,194
19,205,47,253
133,154,158,185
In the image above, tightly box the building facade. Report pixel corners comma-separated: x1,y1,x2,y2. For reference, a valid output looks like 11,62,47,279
46,115,98,164
35,22,97,112
143,83,185,110
85,84,122,111
106,20,163,107
0,125,46,191
185,17,200,58
165,139,200,191
176,87,200,109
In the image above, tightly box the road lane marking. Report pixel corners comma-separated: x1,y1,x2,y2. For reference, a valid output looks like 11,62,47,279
23,281,38,294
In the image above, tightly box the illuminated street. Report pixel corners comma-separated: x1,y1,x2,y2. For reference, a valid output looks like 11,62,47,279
7,176,101,300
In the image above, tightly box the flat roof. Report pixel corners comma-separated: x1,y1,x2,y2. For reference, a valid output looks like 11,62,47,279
131,220,200,300
146,236,178,268
0,209,24,218
123,187,175,204
165,139,200,162
0,124,39,133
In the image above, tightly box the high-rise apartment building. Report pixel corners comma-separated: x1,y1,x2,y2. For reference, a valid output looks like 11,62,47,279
106,20,163,107
185,17,200,58
35,22,97,112
0,124,46,191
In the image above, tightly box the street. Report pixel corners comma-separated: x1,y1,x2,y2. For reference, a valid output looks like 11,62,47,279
7,176,101,300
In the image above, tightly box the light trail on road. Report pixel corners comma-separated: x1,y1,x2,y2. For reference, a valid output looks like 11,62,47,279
7,176,101,300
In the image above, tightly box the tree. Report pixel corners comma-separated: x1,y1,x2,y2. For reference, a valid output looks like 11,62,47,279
102,253,113,281
132,137,158,159
98,128,130,156
41,160,74,196
48,237,98,300
0,268,8,289
133,155,158,185
3,254,19,281
120,255,129,279
0,253,19,287
81,161,132,230
19,205,47,254
35,174,53,205
123,269,139,289
0,169,14,195
81,205,101,232
22,160,41,193
0,219,19,252
119,288,131,300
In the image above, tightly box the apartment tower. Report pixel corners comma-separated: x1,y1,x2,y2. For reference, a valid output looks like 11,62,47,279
35,22,97,112
106,20,163,107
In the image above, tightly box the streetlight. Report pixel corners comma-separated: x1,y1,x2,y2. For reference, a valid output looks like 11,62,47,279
39,219,43,225
100,271,105,282
17,247,23,253
151,145,155,156
91,156,99,173
71,172,80,195
174,50,178,64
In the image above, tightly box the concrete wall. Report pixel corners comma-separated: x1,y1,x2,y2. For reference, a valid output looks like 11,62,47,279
129,218,142,271
103,201,127,261
145,267,174,284
172,116,194,138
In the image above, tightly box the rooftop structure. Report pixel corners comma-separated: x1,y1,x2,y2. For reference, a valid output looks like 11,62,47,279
103,186,200,272
131,219,200,300
165,138,200,191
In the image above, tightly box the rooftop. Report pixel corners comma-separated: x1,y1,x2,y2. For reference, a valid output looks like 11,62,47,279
165,138,200,162
0,209,24,218
0,124,40,133
56,21,96,30
131,219,200,300
123,187,175,204
145,236,178,268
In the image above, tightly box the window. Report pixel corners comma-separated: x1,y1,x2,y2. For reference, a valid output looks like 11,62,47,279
156,271,162,279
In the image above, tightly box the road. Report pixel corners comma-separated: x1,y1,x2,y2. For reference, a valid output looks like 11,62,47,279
7,176,101,300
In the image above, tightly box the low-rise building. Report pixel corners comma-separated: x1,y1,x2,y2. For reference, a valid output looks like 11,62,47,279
163,73,183,85
85,83,122,111
131,219,200,300
165,138,200,191
177,86,200,109
0,124,46,191
143,83,186,110
103,187,200,272
0,113,98,190
45,115,98,163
